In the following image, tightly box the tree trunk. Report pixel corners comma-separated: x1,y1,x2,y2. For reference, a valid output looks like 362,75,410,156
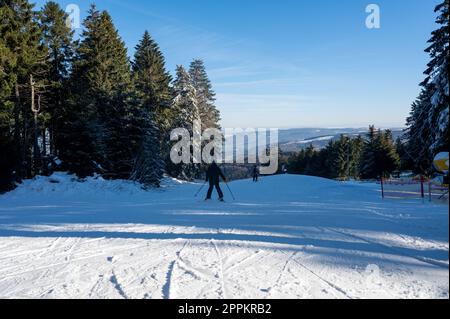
31,75,41,175
14,83,23,181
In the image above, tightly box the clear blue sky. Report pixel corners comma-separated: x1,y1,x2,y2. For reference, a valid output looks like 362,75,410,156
34,0,440,129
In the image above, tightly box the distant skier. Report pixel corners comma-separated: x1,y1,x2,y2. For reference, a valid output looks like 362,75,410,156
205,162,227,201
252,165,259,182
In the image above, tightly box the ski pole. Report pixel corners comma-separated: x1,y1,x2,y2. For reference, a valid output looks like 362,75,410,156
224,181,236,201
194,182,207,197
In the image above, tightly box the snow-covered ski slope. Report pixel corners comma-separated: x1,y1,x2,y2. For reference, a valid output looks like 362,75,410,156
0,173,448,299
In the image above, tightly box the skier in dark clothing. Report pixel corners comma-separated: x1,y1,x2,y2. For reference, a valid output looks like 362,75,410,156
252,165,259,182
205,162,227,201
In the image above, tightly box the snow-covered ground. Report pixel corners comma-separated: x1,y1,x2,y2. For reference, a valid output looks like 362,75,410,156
0,173,448,299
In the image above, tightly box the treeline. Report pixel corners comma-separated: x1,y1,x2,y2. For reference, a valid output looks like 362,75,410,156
286,126,401,180
404,0,448,174
0,1,221,191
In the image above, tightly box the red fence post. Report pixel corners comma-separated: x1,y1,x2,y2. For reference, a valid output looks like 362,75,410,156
420,175,425,199
429,181,432,202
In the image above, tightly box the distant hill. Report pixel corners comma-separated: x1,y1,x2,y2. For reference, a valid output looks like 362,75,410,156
223,127,405,159
279,128,405,153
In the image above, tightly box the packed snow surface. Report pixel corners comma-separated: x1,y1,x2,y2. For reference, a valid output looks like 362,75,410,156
0,173,448,299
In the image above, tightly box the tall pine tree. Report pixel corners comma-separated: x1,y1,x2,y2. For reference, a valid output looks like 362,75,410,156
360,127,400,179
61,6,131,176
359,126,381,179
377,129,400,176
0,0,47,182
132,31,173,165
405,87,434,173
189,59,221,130
333,135,350,180
406,1,449,173
422,0,449,154
349,135,364,178
0,30,17,191
39,1,74,159
170,65,201,180
132,31,172,130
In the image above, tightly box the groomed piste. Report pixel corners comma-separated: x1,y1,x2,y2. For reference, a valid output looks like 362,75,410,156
0,173,448,299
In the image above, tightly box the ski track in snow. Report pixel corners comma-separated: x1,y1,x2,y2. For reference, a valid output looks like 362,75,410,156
281,250,352,299
266,251,297,297
161,240,190,299
0,173,448,299
211,239,227,299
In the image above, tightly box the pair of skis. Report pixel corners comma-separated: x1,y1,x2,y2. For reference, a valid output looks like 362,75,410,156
194,182,236,201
